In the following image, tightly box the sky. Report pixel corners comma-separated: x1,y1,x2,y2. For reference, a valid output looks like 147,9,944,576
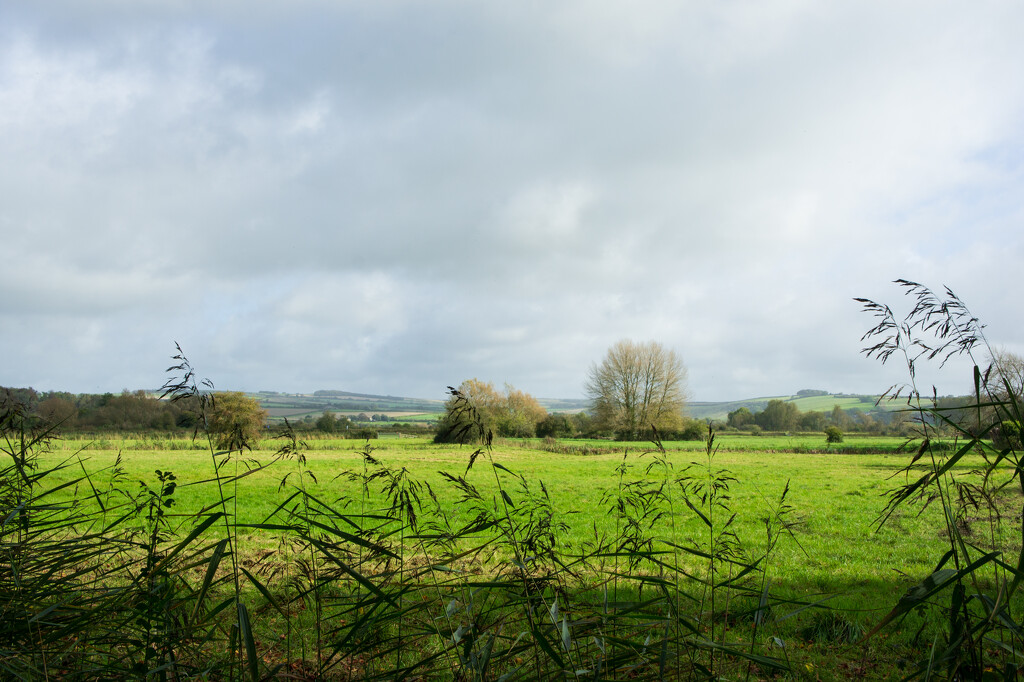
2,1,1023,403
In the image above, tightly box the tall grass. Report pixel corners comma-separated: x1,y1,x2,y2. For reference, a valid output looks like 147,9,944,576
857,280,1024,679
2,355,810,679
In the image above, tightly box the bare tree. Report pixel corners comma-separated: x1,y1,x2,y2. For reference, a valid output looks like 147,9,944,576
586,340,687,439
988,348,1024,402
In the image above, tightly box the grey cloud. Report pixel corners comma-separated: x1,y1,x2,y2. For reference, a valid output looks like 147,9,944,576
2,1,1023,400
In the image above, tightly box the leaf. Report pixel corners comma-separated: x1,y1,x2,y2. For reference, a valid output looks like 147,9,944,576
236,602,260,682
862,552,998,642
151,512,224,574
241,566,286,617
191,539,229,623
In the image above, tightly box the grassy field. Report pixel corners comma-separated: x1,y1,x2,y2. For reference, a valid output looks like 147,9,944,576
46,433,1005,596
31,431,1020,679
688,394,891,421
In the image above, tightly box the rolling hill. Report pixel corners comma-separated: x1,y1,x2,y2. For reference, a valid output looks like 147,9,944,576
252,390,891,424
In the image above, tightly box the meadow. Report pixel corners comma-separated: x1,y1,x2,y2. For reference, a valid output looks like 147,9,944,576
17,429,1020,680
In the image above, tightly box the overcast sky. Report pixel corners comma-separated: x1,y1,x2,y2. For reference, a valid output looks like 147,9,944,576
2,1,1023,402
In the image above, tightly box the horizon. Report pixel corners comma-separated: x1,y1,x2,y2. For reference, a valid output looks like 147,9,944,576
5,383,964,406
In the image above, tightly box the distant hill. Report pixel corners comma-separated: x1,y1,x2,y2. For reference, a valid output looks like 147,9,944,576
688,393,891,422
537,397,590,413
254,391,445,422
252,390,893,424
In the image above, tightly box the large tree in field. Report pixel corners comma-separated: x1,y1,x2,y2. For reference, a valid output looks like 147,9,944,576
207,392,267,450
434,379,547,443
586,340,687,440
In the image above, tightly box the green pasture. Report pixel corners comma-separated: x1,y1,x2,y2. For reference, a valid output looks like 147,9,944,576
787,394,887,412
27,431,1023,679
55,431,919,454
526,432,914,453
47,433,1018,623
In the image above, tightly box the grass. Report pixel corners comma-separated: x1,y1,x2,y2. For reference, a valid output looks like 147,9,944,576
5,432,1019,678
39,435,1016,648
528,433,919,454
787,395,886,413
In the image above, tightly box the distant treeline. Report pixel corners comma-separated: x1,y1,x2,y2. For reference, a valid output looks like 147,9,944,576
721,397,970,435
0,387,428,438
2,387,197,431
1,385,975,440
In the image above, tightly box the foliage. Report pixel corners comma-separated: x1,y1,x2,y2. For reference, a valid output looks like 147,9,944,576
677,419,708,440
727,406,754,429
799,410,826,431
586,339,687,439
536,412,577,438
434,378,546,442
314,409,353,433
207,391,267,449
993,419,1021,450
830,404,850,429
754,399,799,431
857,279,1024,679
823,425,843,443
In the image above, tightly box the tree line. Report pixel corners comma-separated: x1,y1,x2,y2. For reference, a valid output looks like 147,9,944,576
11,342,1020,444
0,388,390,445
723,400,906,435
435,341,703,443
1,388,199,432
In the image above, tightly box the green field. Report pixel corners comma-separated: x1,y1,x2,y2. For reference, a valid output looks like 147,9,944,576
688,394,896,421
29,431,1020,679
54,435,973,584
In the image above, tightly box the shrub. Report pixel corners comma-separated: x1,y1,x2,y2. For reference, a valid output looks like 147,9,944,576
678,420,707,441
993,420,1022,450
823,426,843,444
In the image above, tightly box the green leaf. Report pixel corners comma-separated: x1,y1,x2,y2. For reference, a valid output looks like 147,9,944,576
236,602,260,682
241,566,286,617
191,538,229,624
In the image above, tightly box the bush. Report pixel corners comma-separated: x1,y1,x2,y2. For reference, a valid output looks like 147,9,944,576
536,413,576,438
824,426,843,444
994,420,1022,450
678,421,707,441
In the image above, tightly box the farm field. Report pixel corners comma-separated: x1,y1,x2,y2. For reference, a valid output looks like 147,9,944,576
33,431,1023,678
47,433,1010,597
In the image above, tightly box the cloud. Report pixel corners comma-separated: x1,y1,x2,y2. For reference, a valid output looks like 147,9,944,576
2,1,1023,402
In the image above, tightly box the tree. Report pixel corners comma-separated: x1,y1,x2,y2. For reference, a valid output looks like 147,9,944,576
755,399,799,432
497,386,547,437
434,380,548,443
988,349,1024,401
830,404,850,429
799,410,826,431
207,392,267,450
316,410,338,433
727,407,755,429
536,413,576,438
36,396,78,428
586,340,687,440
